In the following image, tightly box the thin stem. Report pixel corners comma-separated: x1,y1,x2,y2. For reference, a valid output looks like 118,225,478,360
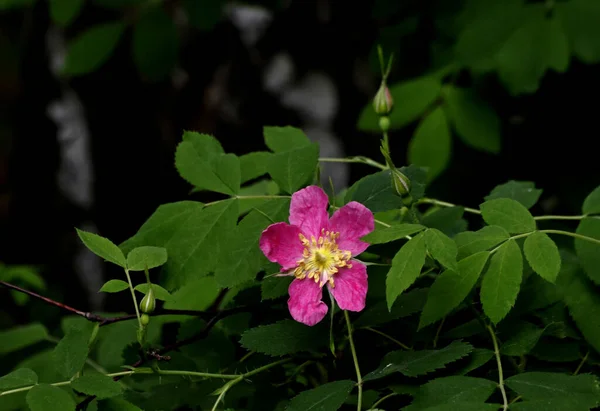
344,311,363,411
433,317,445,349
153,369,238,380
487,325,508,411
382,132,389,153
374,218,391,228
124,269,142,328
541,229,600,246
573,350,590,375
319,157,386,171
364,327,411,350
417,198,481,215
370,392,398,410
509,395,522,405
535,215,588,221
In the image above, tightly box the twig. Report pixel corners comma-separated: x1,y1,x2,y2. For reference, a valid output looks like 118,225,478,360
487,325,508,411
345,311,363,411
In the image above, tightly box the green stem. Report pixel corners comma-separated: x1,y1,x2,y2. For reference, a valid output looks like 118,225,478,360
417,198,481,215
152,369,238,380
124,269,142,328
535,215,588,221
370,392,398,410
487,325,508,411
374,218,391,228
573,350,590,375
541,229,600,246
364,327,411,350
344,311,363,411
433,317,445,349
382,132,389,153
319,157,386,171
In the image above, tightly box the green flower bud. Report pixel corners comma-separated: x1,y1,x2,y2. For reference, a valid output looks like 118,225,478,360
141,313,150,326
391,168,411,196
373,83,393,115
140,287,156,314
378,116,390,132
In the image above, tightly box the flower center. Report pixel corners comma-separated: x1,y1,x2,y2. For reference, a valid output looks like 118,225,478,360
294,229,352,288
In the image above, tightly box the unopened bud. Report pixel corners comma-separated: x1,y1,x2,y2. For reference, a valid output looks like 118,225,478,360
391,168,411,196
373,83,393,115
379,116,390,132
140,313,151,326
140,287,156,314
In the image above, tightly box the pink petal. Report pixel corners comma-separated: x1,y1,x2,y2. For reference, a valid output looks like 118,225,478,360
288,278,328,326
289,185,330,238
329,262,368,312
259,222,304,271
329,201,374,256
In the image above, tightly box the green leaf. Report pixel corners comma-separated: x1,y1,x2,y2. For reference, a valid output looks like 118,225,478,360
99,279,129,293
183,0,225,30
408,106,452,182
267,143,319,194
403,376,497,411
97,398,143,411
63,22,125,76
386,232,427,310
134,283,172,301
182,131,224,158
574,218,600,284
357,76,442,132
501,321,544,356
240,320,327,356
239,151,271,183
481,239,523,324
26,384,75,411
362,224,426,244
511,398,591,411
263,126,311,153
557,0,600,64
421,206,467,238
355,288,428,328
419,251,490,329
457,349,494,376
286,380,355,411
49,0,84,27
261,275,293,301
582,184,600,215
364,341,473,381
523,232,561,283
485,180,543,209
163,277,220,311
132,6,178,81
0,369,37,391
215,198,290,288
480,198,536,234
53,325,91,378
71,374,122,399
444,86,500,154
505,372,600,408
454,225,510,259
415,404,502,411
126,246,168,271
345,170,403,213
0,323,48,355
76,228,127,268
424,228,458,270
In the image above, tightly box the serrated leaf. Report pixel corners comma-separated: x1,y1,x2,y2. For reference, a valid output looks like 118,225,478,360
424,228,458,270
261,275,293,301
481,239,523,324
99,279,129,293
76,228,126,268
26,384,75,411
505,372,600,408
386,232,427,310
53,325,91,378
240,320,326,356
132,6,178,81
345,170,403,213
357,76,442,132
0,323,48,355
134,283,172,301
419,251,490,329
457,349,494,376
454,225,510,259
417,404,502,411
49,0,84,27
480,198,536,234
239,151,272,183
403,376,497,411
582,185,600,215
362,224,426,244
408,107,452,182
501,321,544,356
485,180,543,209
97,398,143,411
0,368,37,391
523,232,561,283
126,246,167,271
444,86,500,154
511,398,590,411
355,288,428,328
264,126,311,152
364,341,473,381
574,218,600,284
421,206,467,237
557,0,600,64
163,277,220,311
286,380,355,411
267,143,319,194
63,22,125,76
71,374,122,399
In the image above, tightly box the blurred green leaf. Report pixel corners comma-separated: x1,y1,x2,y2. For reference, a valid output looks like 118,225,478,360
64,22,125,76
355,288,428,328
163,277,220,311
0,369,37,391
575,218,600,284
557,0,600,64
286,380,354,411
71,374,122,399
26,384,75,411
49,0,84,27
240,320,327,356
261,275,293,301
53,325,91,378
403,376,497,411
97,398,143,411
582,184,600,215
0,324,48,355
501,321,544,356
183,0,225,30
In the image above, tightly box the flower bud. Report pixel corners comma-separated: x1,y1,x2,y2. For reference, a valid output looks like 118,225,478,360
379,116,390,132
140,313,151,326
373,83,393,115
140,287,156,314
391,168,411,196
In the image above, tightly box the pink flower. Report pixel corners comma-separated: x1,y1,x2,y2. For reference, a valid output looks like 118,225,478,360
259,186,375,326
